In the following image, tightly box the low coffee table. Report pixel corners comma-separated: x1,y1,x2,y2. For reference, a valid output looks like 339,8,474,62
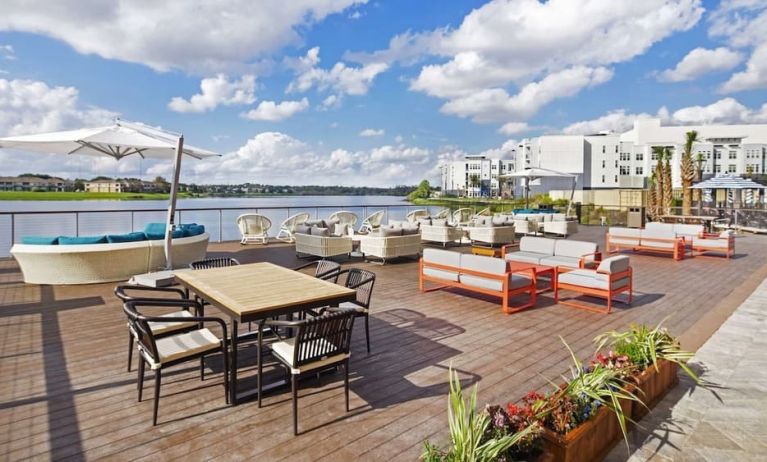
507,261,555,294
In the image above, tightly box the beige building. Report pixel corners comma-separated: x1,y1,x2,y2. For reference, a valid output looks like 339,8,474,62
0,176,70,192
84,180,127,193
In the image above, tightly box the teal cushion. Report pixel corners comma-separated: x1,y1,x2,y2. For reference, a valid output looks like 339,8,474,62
143,222,166,235
144,222,185,240
183,224,205,237
58,235,107,245
21,236,59,245
106,232,147,243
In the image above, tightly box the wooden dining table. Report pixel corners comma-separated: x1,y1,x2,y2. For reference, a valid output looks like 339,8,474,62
174,262,356,405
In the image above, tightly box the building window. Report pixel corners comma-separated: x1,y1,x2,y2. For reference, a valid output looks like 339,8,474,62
636,153,643,161
619,166,630,175
728,164,736,173
615,160,618,168
602,160,605,168
715,165,721,173
651,150,658,160
602,146,606,153
615,145,618,153
601,175,605,183
614,175,618,183
714,151,721,159
729,151,737,159
635,167,643,175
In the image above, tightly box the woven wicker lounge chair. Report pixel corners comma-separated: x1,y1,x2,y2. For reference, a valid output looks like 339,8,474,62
452,208,473,225
236,214,271,245
277,212,311,243
328,211,359,230
406,209,430,223
359,210,385,233
432,208,451,220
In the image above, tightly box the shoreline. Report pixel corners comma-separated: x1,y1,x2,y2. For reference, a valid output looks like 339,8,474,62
0,191,408,201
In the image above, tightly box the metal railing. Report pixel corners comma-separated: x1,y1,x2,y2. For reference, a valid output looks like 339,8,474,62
0,203,491,258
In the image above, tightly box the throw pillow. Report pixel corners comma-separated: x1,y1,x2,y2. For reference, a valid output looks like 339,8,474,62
402,226,420,235
295,224,311,235
431,218,448,227
311,226,330,237
332,223,348,237
380,227,403,237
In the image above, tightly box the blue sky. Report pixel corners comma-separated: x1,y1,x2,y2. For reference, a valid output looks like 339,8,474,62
0,0,765,186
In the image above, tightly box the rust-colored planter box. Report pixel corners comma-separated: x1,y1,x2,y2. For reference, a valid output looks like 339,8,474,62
541,398,632,462
632,359,679,420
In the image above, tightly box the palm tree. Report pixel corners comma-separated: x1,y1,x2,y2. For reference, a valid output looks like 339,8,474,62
662,147,673,215
680,130,698,216
652,146,666,215
647,173,658,221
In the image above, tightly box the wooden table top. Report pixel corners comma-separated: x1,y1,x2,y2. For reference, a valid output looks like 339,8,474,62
175,262,356,321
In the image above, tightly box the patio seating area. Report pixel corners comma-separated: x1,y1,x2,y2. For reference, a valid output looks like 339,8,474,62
2,225,767,460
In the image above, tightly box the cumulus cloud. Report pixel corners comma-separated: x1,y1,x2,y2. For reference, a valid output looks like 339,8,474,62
657,47,742,82
0,0,366,73
240,98,309,121
361,0,703,127
0,45,15,60
440,66,613,122
709,1,767,92
359,128,384,137
168,74,256,113
562,98,767,134
498,122,529,135
287,47,388,105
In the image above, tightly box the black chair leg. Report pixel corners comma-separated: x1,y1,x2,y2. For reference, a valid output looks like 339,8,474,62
127,334,134,372
137,358,145,402
257,324,263,408
200,356,205,381
153,370,162,426
292,374,298,436
364,314,370,353
344,360,350,412
222,347,230,405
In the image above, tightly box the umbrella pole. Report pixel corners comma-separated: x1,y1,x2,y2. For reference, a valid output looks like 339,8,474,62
164,135,184,270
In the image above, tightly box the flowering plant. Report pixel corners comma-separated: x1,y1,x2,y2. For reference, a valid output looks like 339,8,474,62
482,391,544,461
592,351,633,377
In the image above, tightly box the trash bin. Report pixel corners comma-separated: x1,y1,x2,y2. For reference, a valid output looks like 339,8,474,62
627,206,645,228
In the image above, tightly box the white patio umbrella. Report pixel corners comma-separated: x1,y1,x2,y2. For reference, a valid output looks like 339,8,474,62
0,119,219,269
500,167,578,215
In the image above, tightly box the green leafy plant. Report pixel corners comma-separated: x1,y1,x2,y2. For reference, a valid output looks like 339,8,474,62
595,320,699,383
422,369,535,462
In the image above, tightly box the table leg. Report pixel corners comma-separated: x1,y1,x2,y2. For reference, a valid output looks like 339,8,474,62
230,319,238,405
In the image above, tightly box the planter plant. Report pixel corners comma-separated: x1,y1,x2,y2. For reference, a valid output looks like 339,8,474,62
595,321,698,419
422,369,538,462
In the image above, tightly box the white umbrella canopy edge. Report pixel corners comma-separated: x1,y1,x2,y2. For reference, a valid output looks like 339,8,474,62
0,119,220,269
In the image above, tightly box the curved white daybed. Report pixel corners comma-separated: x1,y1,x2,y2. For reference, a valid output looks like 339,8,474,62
11,233,210,285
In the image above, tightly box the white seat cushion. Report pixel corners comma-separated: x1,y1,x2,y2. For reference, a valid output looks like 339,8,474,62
271,337,350,374
423,268,459,282
558,270,630,291
154,328,220,366
459,273,531,292
423,248,461,282
539,255,582,269
519,236,556,255
639,229,676,249
695,238,730,249
504,251,544,265
148,311,197,335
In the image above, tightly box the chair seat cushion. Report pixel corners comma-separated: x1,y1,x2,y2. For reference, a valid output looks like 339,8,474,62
695,238,730,249
558,270,630,291
423,268,459,282
155,328,220,365
459,273,531,292
504,251,544,265
539,255,582,269
271,337,350,374
148,310,197,335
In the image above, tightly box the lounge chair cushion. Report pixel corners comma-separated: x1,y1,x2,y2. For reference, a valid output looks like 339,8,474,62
143,222,185,240
672,224,703,238
417,217,432,226
558,269,630,291
154,328,220,365
21,236,59,245
597,255,630,274
306,219,326,228
519,236,556,255
554,240,597,259
179,223,206,237
331,223,349,237
539,255,582,269
696,238,730,248
422,248,460,282
106,232,147,243
59,235,108,245
380,227,403,237
644,222,673,232
639,228,676,249
295,224,311,235
459,254,509,292
402,226,420,235
505,251,545,265
608,227,641,245
431,219,448,227
311,227,330,237
271,337,350,374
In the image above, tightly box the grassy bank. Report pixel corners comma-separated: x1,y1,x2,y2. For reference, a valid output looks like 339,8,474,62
410,196,566,213
0,191,197,201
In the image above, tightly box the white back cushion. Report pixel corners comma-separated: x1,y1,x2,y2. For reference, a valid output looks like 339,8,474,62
609,227,641,237
673,224,703,237
554,239,597,258
597,255,630,274
460,254,507,275
423,248,461,267
645,222,674,232
519,236,556,255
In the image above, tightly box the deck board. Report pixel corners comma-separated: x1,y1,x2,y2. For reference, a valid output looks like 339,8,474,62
1,226,766,461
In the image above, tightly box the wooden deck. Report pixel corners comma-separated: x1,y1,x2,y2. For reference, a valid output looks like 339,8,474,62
1,226,766,461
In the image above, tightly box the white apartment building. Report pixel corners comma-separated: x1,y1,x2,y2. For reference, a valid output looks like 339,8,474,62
440,155,515,197
513,119,767,204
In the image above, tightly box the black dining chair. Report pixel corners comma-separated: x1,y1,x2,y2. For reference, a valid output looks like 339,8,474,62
325,268,376,353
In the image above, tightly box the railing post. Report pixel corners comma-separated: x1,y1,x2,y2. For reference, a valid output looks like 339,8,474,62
75,212,80,237
10,213,15,244
219,209,223,242
131,211,134,232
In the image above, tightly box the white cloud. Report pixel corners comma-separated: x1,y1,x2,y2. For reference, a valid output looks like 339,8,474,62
168,74,255,113
440,66,613,122
320,94,342,110
498,122,529,135
367,0,703,128
478,139,518,160
240,98,309,121
0,78,116,136
0,45,15,60
0,1,366,73
287,47,388,105
657,47,743,82
562,98,767,134
394,135,404,143
359,128,384,137
709,1,767,92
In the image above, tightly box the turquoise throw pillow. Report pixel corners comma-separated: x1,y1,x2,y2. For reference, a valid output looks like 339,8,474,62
21,236,59,245
59,235,108,245
106,232,147,243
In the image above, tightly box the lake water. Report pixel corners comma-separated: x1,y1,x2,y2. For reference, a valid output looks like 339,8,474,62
0,196,438,256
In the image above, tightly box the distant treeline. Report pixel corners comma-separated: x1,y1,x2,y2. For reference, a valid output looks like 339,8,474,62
181,183,419,196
